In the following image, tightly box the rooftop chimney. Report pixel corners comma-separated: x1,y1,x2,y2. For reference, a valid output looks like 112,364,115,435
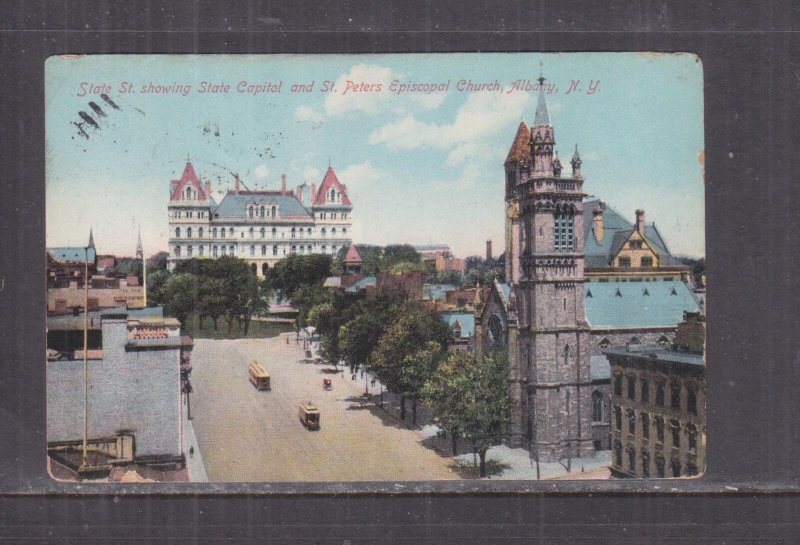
593,203,604,243
486,240,492,261
234,174,240,195
281,174,286,195
635,209,645,234
311,183,317,202
205,180,211,198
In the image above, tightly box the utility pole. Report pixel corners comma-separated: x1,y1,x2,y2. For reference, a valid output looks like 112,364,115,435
82,246,89,467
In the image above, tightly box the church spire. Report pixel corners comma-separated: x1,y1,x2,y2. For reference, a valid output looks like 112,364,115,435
529,72,555,176
533,74,550,126
136,225,143,259
87,228,95,250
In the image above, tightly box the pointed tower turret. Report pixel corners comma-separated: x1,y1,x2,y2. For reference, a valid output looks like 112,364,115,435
88,228,95,250
571,143,582,178
504,120,531,197
529,75,556,176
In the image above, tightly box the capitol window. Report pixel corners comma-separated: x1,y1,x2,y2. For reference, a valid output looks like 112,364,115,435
199,227,203,238
187,245,193,257
187,227,192,238
260,206,265,217
213,246,218,257
249,227,254,238
199,246,204,257
260,227,265,238
221,246,226,256
220,229,225,238
175,227,181,238
272,245,278,256
250,245,255,256
272,227,277,238
261,245,266,256
174,246,181,257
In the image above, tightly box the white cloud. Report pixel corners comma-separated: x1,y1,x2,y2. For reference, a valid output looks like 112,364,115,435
323,64,399,116
338,161,381,193
254,164,269,179
295,105,325,126
369,91,533,171
583,150,601,161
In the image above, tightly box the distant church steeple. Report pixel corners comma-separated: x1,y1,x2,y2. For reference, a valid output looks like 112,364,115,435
136,226,143,259
88,228,95,250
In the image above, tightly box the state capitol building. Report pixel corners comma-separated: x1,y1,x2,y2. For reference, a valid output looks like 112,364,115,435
167,162,353,276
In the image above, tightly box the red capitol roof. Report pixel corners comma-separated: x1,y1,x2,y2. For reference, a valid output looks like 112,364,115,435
313,166,352,206
169,162,209,201
344,243,363,264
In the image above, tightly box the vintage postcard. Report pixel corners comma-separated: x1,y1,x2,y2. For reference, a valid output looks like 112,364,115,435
45,53,705,483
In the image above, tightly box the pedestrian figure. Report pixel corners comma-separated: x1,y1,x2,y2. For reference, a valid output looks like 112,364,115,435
351,373,356,381
371,378,377,387
360,369,364,378
189,446,194,458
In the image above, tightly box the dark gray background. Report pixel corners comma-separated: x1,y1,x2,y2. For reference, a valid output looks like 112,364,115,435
1,0,798,542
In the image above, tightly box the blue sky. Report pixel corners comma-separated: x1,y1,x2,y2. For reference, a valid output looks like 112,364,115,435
46,53,705,258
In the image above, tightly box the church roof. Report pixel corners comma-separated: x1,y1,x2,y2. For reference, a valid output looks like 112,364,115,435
213,192,313,219
583,199,685,268
313,166,352,207
343,243,363,264
48,247,96,263
584,279,701,329
504,121,531,166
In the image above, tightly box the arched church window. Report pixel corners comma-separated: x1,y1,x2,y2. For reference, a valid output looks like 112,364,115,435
488,314,503,345
592,390,604,422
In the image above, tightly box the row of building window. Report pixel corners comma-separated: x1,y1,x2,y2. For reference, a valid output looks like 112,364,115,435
318,211,347,220
613,373,698,414
173,226,348,239
247,205,278,218
613,441,699,478
172,209,205,219
613,406,699,451
173,244,340,258
618,256,654,268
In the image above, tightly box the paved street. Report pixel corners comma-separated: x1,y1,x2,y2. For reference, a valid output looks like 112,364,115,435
189,333,458,481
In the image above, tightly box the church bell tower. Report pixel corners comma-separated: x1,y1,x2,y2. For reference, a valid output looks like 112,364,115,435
503,74,593,462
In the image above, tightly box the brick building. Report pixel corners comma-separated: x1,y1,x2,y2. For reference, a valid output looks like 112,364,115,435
606,312,706,478
167,162,353,276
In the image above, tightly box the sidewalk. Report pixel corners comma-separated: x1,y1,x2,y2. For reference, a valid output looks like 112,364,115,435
183,402,209,482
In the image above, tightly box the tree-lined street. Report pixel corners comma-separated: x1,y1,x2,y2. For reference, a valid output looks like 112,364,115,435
189,333,458,482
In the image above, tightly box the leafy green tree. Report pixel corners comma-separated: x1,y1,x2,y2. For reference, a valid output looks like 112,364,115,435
339,312,383,374
269,254,332,301
146,268,171,307
164,272,199,325
423,350,510,477
380,244,421,272
198,277,227,331
387,261,427,275
371,303,450,421
147,251,169,272
399,341,446,426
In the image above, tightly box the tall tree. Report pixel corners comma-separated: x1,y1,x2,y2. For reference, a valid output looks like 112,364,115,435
164,273,199,325
423,350,510,477
370,303,450,421
339,312,383,374
269,254,332,301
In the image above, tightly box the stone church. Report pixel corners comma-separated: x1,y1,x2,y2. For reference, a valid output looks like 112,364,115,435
475,77,703,462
